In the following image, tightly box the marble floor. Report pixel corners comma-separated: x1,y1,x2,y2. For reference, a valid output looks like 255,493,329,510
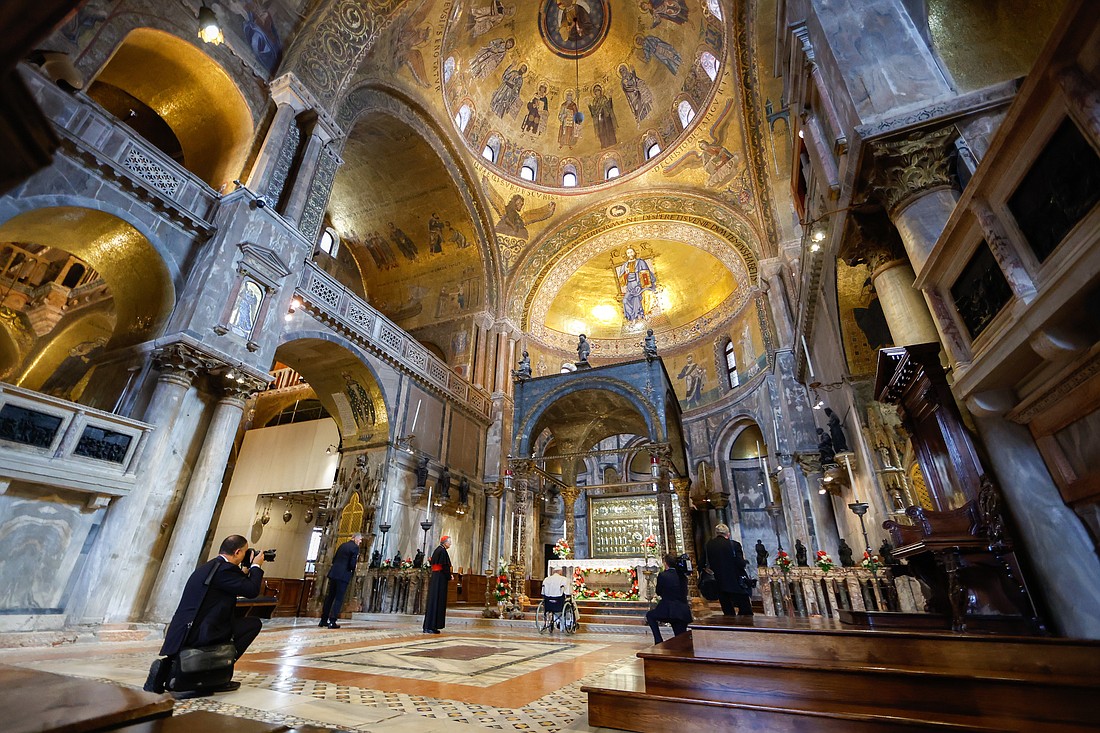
0,618,650,732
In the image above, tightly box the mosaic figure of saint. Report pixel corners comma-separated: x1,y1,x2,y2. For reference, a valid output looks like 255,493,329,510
522,96,543,133
677,354,705,408
558,90,581,146
557,0,593,42
388,222,418,260
619,64,654,122
635,33,681,75
470,37,515,79
588,83,616,148
640,0,688,28
342,371,376,429
229,280,262,337
484,176,557,241
615,246,657,322
491,63,527,118
428,212,444,254
468,0,515,39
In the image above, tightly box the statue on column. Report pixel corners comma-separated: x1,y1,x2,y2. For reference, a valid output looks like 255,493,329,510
880,538,898,567
512,350,531,380
643,329,658,360
824,407,849,453
817,427,836,466
576,333,591,365
438,466,452,500
413,548,425,568
415,455,429,490
795,539,808,566
458,476,470,504
755,540,768,567
838,539,855,567
369,550,381,568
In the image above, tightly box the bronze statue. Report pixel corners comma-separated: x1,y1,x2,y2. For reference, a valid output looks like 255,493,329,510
413,548,425,568
643,328,658,359
577,333,591,364
817,427,836,466
795,538,808,566
458,476,470,504
880,538,898,566
755,539,768,567
512,350,532,380
824,407,849,453
415,455,429,490
369,550,381,569
438,466,452,499
838,538,854,567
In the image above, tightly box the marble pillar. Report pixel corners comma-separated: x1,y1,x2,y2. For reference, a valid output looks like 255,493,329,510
68,344,206,624
473,322,489,389
480,483,502,573
283,124,331,224
145,381,257,622
873,259,939,346
968,391,1100,638
760,258,794,348
561,486,579,553
510,469,532,600
248,103,299,200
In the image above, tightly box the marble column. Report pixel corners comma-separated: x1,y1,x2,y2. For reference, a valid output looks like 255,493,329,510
473,322,489,389
870,127,958,276
282,121,332,224
145,378,260,622
494,329,509,394
505,336,517,397
759,259,794,348
560,486,579,552
69,344,207,624
480,482,502,574
673,480,698,595
967,390,1100,638
247,103,299,202
510,466,532,601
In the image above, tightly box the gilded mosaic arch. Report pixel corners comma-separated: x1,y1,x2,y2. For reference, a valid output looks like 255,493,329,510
335,83,501,310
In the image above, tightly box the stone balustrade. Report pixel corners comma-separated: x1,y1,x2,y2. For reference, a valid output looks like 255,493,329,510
758,565,926,618
360,568,429,615
0,381,153,501
295,263,493,422
23,66,220,231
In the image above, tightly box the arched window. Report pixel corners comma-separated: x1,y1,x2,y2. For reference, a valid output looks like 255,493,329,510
725,340,739,388
700,51,720,81
318,228,339,256
678,100,696,128
645,139,661,160
455,104,472,132
520,154,538,181
605,163,620,180
443,56,456,84
562,164,578,187
482,133,501,163
706,0,723,21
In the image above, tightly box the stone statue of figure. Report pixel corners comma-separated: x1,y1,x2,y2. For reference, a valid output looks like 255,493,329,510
838,539,855,567
438,466,452,499
369,550,381,569
817,427,836,466
458,476,470,504
795,539,808,566
513,350,532,380
880,538,898,566
824,407,849,453
577,333,591,364
415,455,429,490
755,539,768,567
413,548,425,568
643,328,658,359
392,552,402,567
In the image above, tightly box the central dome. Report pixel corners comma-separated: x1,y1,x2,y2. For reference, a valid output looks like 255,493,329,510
442,0,725,190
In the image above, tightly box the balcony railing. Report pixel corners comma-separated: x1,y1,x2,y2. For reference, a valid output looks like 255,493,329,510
295,263,492,422
0,382,154,500
22,66,219,229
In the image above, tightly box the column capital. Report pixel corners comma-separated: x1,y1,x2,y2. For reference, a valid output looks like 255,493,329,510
839,211,906,272
869,127,957,215
152,343,211,385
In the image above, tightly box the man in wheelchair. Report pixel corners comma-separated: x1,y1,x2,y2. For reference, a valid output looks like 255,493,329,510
541,567,570,626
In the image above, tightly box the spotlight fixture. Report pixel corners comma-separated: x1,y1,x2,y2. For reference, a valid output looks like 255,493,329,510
325,444,339,455
197,3,224,45
285,296,302,321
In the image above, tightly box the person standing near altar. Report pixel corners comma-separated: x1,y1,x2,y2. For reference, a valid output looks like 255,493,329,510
703,523,753,616
423,535,453,634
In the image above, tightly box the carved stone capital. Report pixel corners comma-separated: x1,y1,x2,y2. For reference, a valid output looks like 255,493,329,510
217,373,268,403
840,211,906,272
870,128,957,214
152,343,210,386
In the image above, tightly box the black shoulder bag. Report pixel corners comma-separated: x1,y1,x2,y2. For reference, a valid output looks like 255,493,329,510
166,562,237,691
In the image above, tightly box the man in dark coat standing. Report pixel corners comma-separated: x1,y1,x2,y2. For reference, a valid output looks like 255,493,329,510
144,535,266,693
422,535,452,634
320,532,362,628
703,523,753,616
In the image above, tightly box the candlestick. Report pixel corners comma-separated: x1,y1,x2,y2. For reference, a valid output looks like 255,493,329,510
802,334,815,378
488,515,495,571
661,511,669,552
426,485,433,521
411,398,421,433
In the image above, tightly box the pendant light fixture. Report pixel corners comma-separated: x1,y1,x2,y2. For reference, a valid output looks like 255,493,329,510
197,3,224,46
573,28,584,125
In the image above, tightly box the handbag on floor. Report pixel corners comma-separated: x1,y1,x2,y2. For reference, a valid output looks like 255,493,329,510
698,570,719,601
164,643,236,692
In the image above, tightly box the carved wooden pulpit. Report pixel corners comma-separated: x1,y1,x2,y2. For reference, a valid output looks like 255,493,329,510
875,344,1045,634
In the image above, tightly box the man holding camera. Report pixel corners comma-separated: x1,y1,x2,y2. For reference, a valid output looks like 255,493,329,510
144,535,266,694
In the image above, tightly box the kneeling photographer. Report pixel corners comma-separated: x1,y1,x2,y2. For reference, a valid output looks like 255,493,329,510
144,535,269,695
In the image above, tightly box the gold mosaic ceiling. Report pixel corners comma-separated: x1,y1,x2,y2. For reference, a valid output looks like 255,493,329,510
441,0,725,189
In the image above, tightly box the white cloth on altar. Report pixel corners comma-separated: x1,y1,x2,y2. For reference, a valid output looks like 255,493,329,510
548,557,657,574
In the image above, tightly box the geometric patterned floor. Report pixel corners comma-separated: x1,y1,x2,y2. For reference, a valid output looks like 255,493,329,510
0,618,649,732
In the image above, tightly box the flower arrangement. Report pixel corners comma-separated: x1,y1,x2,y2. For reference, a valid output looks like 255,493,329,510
640,533,659,559
775,550,793,573
572,566,641,600
861,551,884,574
381,558,393,569
553,537,572,559
400,557,414,570
494,572,510,602
814,550,835,573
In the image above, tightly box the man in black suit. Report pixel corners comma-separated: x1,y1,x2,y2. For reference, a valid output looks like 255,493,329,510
703,523,753,616
320,532,362,628
144,534,266,693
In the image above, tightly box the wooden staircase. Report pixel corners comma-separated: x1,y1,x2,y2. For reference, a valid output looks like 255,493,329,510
582,616,1100,732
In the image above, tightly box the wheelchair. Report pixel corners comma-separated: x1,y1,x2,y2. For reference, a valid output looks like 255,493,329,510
535,593,579,634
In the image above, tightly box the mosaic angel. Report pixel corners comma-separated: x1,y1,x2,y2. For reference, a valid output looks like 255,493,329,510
483,176,556,240
634,33,681,75
663,99,742,188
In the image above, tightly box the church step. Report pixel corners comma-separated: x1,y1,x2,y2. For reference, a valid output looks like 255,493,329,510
638,634,1095,732
583,680,1002,733
688,616,1100,681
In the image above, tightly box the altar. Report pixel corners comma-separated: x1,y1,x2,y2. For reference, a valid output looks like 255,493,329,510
548,558,657,600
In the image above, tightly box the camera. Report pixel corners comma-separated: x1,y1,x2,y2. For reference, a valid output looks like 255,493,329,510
676,553,692,574
243,548,276,566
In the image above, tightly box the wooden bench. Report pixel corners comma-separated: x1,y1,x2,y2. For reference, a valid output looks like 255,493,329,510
0,663,172,733
234,596,278,619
